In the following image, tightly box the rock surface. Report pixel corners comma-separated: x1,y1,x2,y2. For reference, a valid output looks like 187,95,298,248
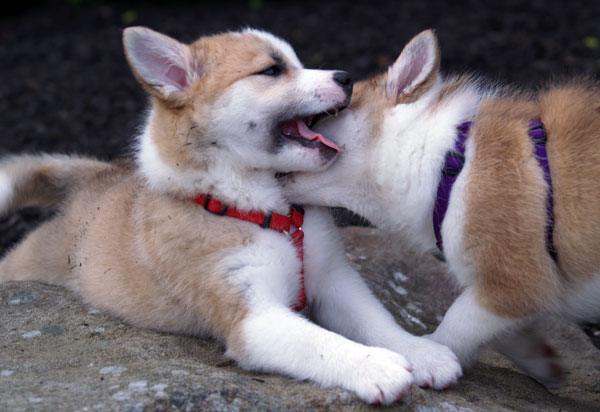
1,227,599,411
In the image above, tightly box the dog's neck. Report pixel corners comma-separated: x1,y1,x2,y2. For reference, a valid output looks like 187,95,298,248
136,126,289,214
368,78,486,250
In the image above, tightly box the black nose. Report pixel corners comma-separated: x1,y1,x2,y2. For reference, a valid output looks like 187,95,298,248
333,71,353,93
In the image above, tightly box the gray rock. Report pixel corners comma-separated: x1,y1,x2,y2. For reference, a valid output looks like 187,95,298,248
1,227,599,411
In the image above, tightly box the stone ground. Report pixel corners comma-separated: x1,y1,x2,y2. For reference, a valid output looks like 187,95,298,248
1,227,599,411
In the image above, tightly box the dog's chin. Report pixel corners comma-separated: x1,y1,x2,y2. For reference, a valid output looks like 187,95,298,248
274,138,339,173
285,136,339,162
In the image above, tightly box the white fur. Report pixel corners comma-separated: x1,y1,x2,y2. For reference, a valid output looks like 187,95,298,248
242,28,302,68
220,228,301,308
442,137,477,286
297,69,349,106
238,306,412,404
214,207,417,404
0,171,13,214
562,275,600,320
429,288,521,366
135,123,289,213
301,208,462,389
370,81,482,250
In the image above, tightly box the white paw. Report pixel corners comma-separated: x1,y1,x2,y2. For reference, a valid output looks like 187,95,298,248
402,337,463,390
346,346,413,405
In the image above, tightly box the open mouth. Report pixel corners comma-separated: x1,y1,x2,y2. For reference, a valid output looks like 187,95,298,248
278,109,342,160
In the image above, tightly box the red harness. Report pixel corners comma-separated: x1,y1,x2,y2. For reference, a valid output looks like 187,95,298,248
192,194,306,312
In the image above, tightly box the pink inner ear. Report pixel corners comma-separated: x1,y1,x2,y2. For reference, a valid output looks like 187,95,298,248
138,46,188,91
396,43,429,98
163,62,188,90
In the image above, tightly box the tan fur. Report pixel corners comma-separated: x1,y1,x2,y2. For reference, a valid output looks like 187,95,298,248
542,81,600,282
352,77,390,142
125,31,278,107
464,97,561,317
1,161,252,341
461,81,600,317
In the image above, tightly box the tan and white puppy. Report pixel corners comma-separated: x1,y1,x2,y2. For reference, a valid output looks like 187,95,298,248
0,27,462,404
285,30,600,388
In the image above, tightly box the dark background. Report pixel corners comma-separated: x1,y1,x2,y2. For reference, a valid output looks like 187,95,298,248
1,0,599,248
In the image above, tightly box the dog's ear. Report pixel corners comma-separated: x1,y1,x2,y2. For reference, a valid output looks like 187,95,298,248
386,30,440,104
123,27,201,105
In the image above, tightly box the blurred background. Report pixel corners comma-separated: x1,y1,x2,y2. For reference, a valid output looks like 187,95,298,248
1,0,599,250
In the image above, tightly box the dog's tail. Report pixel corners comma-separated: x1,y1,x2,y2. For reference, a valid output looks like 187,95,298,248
0,154,113,286
0,154,112,215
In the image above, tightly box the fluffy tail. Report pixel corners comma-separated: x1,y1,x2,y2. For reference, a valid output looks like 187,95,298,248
0,154,112,214
0,154,113,286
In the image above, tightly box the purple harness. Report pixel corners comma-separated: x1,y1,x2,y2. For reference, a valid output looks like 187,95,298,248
432,120,557,261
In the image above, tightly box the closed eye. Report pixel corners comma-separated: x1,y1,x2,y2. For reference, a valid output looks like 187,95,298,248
257,64,283,77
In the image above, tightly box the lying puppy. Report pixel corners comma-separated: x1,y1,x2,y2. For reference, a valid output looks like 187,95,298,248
0,27,461,404
285,29,600,388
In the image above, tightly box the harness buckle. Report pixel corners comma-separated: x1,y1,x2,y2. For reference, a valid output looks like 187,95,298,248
261,211,273,228
442,151,465,177
203,194,228,216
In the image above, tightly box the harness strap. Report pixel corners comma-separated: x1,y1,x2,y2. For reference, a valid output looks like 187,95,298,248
192,194,307,311
433,121,557,262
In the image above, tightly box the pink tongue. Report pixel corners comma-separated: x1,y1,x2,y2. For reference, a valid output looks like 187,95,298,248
281,120,340,152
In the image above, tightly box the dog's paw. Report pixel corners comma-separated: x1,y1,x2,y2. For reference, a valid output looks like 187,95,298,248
496,335,565,389
491,327,565,389
347,346,413,405
400,337,463,390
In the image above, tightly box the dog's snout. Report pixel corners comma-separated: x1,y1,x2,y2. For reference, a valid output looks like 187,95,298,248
333,71,353,93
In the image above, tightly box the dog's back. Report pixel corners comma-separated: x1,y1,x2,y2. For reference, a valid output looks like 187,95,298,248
0,156,254,339
541,81,600,284
459,81,600,318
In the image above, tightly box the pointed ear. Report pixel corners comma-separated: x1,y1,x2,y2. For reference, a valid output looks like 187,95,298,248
386,30,440,104
123,27,201,103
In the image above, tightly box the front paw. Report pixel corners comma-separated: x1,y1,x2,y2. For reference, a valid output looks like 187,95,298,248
403,337,463,390
347,346,413,405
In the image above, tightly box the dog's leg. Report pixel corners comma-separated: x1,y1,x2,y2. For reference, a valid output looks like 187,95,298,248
226,305,413,405
302,207,462,389
491,326,564,389
0,217,75,287
428,287,523,367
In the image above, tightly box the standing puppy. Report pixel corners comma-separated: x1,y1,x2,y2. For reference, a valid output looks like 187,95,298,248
285,29,600,388
0,27,461,404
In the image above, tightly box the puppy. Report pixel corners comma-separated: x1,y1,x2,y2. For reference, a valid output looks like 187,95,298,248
285,29,600,388
0,27,461,404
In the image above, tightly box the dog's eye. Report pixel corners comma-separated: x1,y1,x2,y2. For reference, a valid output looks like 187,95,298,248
258,64,283,77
